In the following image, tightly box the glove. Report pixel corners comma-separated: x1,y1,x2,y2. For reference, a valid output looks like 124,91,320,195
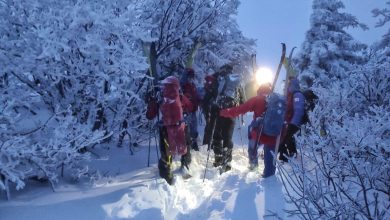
220,109,232,118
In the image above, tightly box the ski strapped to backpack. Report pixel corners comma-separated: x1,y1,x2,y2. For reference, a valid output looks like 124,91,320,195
272,46,297,164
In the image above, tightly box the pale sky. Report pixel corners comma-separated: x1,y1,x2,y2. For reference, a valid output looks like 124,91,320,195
237,0,388,71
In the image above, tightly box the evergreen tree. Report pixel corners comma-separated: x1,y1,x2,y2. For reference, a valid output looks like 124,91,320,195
280,2,390,219
295,0,367,87
372,1,390,50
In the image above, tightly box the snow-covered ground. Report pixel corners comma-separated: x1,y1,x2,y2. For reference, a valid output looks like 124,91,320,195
0,114,299,220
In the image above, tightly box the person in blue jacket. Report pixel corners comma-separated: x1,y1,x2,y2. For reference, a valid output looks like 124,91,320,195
279,78,305,162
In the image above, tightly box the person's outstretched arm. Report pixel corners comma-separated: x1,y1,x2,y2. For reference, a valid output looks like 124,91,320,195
219,96,257,118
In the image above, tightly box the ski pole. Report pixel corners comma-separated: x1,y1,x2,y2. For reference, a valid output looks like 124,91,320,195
203,107,218,182
153,129,160,159
237,117,246,156
147,121,152,167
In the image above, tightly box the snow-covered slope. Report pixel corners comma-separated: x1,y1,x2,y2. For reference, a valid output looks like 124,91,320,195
0,115,298,220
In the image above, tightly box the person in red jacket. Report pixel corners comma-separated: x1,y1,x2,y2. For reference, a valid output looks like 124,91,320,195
146,76,192,184
180,68,200,151
220,83,277,178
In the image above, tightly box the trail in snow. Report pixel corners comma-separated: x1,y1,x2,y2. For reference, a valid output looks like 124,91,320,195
0,114,299,220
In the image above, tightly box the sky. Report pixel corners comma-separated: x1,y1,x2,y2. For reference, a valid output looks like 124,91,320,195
237,0,389,71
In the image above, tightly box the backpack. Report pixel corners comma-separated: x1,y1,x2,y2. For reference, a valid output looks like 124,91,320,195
262,93,286,136
216,73,241,108
160,76,187,155
301,89,318,125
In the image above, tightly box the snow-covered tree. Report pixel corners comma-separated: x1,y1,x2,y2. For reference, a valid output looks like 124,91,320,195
280,101,389,219
133,0,255,82
372,1,390,50
193,1,256,81
280,2,390,218
0,0,149,198
0,0,256,199
295,0,367,87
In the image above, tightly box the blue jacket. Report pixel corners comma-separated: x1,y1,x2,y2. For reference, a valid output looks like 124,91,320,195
287,79,305,126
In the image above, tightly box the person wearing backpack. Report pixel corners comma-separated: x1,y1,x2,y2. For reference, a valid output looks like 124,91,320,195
278,78,305,162
180,68,200,151
146,76,192,184
209,64,244,173
220,83,279,178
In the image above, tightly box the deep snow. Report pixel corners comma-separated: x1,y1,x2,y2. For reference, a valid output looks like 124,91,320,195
0,114,299,220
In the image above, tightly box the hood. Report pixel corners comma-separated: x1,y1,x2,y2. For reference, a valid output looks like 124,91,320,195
161,76,180,100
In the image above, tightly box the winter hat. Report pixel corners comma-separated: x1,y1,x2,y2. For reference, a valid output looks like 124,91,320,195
257,82,271,95
161,76,180,99
161,76,180,87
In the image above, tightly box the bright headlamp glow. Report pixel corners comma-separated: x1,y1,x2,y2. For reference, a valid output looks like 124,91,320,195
255,67,274,86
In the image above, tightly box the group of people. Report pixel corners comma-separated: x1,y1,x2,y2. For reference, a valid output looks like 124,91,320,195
145,64,306,185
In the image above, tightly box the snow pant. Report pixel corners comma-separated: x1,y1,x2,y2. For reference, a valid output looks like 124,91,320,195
279,124,299,162
212,115,235,168
185,112,199,150
185,112,198,139
248,139,275,176
263,144,276,177
158,126,191,185
248,139,259,166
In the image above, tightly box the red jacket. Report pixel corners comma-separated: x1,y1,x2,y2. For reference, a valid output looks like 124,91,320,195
220,88,277,146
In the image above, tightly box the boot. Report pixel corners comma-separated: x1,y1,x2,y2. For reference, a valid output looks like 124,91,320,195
180,160,192,179
158,159,173,185
213,154,223,167
191,139,199,151
220,162,231,174
249,163,258,171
